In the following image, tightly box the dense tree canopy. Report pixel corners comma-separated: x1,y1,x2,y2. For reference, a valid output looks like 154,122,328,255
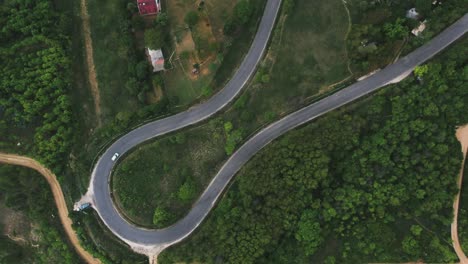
160,38,467,263
0,0,73,172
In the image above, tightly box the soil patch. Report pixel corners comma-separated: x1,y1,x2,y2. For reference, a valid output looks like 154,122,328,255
0,202,31,245
81,0,102,126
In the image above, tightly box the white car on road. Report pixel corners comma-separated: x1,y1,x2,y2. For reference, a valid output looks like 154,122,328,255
111,153,120,161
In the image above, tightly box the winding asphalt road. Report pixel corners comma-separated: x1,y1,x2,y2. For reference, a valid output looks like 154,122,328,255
85,2,468,252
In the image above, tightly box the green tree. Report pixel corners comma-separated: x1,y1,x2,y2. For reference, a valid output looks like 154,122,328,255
155,12,169,26
178,179,196,202
383,18,408,40
136,61,149,80
233,0,252,25
224,121,233,133
184,11,199,27
144,28,164,49
153,207,172,227
414,65,429,77
410,225,423,236
295,210,324,256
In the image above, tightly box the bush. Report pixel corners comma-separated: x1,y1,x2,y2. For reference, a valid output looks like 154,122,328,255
153,207,172,227
184,11,199,28
144,28,164,49
177,179,196,202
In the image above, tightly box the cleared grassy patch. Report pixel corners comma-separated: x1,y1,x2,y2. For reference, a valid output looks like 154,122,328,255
87,0,140,122
113,119,226,227
112,0,351,227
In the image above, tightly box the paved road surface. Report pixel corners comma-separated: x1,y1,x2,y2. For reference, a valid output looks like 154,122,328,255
86,5,468,252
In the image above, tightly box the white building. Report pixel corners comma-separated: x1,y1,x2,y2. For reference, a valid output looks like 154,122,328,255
147,48,165,72
406,8,420,20
412,21,427,36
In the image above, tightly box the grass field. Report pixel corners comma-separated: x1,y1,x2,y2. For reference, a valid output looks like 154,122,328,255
112,0,351,227
113,119,226,227
163,0,263,107
87,0,140,122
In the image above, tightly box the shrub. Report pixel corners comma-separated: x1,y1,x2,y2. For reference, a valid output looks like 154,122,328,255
184,11,199,27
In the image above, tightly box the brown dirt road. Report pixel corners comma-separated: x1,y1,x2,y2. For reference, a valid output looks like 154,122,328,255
80,0,102,126
453,125,468,264
0,153,101,264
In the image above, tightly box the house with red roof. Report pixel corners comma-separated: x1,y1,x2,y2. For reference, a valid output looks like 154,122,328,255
137,0,161,16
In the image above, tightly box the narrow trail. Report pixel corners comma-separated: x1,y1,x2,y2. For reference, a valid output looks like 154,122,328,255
340,0,353,77
453,125,468,264
0,153,101,264
80,0,102,126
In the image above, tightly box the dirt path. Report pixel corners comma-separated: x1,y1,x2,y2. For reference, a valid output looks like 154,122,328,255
80,0,102,126
0,153,101,264
453,125,468,264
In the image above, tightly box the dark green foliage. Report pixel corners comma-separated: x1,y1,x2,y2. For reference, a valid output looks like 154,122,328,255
184,10,199,27
283,0,296,14
233,0,253,25
155,12,169,27
153,207,174,227
144,28,164,49
295,210,323,256
233,94,250,110
224,122,244,155
224,0,254,35
0,236,25,263
0,0,74,172
135,61,149,81
177,178,197,202
159,38,467,263
383,18,408,39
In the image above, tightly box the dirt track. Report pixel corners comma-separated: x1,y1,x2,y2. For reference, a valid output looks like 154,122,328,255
80,0,101,126
453,125,468,264
0,153,101,264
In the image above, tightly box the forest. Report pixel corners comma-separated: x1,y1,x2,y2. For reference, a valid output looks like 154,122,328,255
159,37,468,263
0,0,73,173
0,1,140,262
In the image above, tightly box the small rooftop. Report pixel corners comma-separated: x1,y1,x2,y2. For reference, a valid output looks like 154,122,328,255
137,0,160,16
412,21,427,36
147,48,165,72
406,8,420,20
